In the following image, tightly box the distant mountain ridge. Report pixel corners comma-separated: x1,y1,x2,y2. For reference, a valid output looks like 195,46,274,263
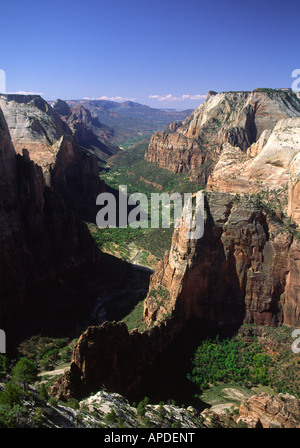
56,99,193,144
51,99,120,162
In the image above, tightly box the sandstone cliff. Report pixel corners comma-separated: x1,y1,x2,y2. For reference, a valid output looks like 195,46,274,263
0,108,101,331
0,94,71,161
207,117,300,199
143,191,300,329
288,151,300,226
145,89,300,226
0,94,104,221
145,90,300,182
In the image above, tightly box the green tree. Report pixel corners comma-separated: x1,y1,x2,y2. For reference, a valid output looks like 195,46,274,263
137,397,150,417
0,354,8,379
11,357,38,390
105,409,117,424
158,402,167,421
38,383,48,401
0,381,23,407
0,404,27,428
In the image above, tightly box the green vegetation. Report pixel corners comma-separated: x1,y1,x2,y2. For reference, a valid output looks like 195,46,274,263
103,161,201,197
0,360,30,427
254,88,279,93
11,358,38,390
105,409,117,424
188,336,271,392
136,396,150,417
17,335,76,372
94,138,204,267
0,381,24,407
188,326,300,399
121,300,148,332
90,219,174,262
148,287,170,308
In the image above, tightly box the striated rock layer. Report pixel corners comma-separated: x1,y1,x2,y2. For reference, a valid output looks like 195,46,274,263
145,90,300,181
207,117,300,198
288,151,300,226
143,191,300,329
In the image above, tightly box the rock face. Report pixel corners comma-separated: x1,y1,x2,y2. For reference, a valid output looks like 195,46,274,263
288,151,300,226
52,99,119,162
145,90,300,222
0,94,71,159
143,191,300,329
0,94,104,221
51,320,177,401
0,108,100,327
207,117,300,199
238,393,300,428
49,135,105,221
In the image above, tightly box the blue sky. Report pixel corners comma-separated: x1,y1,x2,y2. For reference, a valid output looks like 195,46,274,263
1,0,299,109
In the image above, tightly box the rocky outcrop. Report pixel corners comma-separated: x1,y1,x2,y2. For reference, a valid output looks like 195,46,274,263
145,90,300,183
143,191,300,329
0,94,104,221
207,117,300,200
50,320,178,401
238,393,300,428
0,108,100,328
52,99,119,162
0,94,71,157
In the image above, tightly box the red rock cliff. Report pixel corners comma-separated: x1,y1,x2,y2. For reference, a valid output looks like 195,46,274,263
143,192,300,329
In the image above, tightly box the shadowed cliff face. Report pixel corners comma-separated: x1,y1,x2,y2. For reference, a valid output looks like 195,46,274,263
49,135,105,222
144,192,300,329
0,108,101,337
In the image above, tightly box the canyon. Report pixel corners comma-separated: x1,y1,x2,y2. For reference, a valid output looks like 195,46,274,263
1,90,299,428
50,90,300,412
51,191,300,402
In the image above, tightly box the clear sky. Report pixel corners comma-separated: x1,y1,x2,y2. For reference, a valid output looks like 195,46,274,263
1,0,299,109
